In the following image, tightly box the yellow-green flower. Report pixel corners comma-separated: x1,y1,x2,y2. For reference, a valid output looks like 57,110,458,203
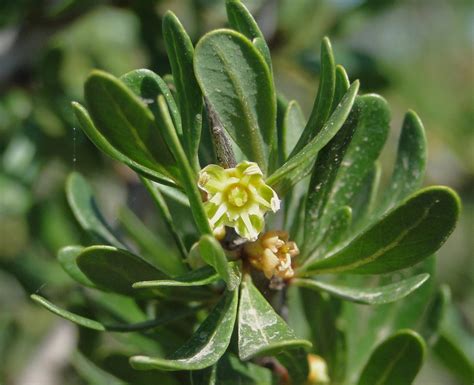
198,161,280,241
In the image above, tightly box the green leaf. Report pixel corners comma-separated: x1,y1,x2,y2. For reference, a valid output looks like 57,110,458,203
66,172,122,247
225,0,272,70
289,37,335,157
238,275,311,361
57,245,94,287
434,335,474,384
130,289,238,371
357,330,425,385
420,284,450,345
303,94,358,253
31,294,201,333
191,353,274,385
133,266,219,289
199,235,240,290
120,69,182,137
308,206,352,261
323,94,390,218
330,64,350,112
31,294,105,331
300,186,460,275
194,29,276,173
267,81,359,193
300,289,346,382
72,102,176,186
118,207,186,277
84,70,178,180
433,303,474,384
276,349,309,385
293,274,430,305
155,96,212,236
140,176,188,263
378,110,427,214
283,100,306,159
77,245,163,296
163,12,203,169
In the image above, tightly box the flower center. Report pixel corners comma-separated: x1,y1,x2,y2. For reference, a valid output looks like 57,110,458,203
227,184,249,207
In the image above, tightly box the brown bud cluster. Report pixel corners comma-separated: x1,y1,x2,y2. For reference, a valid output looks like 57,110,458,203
243,230,299,280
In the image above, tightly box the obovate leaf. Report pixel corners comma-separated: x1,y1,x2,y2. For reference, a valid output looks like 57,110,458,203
238,275,311,361
322,94,390,220
66,172,122,247
163,12,202,169
225,0,272,70
303,95,358,253
378,110,427,214
84,70,178,180
199,235,241,290
300,186,460,275
133,266,219,289
292,274,430,305
357,330,426,385
194,29,276,173
130,289,238,371
72,102,176,186
190,353,274,385
267,80,359,194
289,37,335,157
57,245,94,287
300,289,346,382
155,96,212,236
120,69,182,137
118,207,186,277
283,100,305,159
31,294,201,332
77,245,163,297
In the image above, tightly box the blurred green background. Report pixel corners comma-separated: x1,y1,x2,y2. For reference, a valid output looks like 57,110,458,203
0,0,472,384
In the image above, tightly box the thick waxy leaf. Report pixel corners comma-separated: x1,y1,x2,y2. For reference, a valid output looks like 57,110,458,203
84,70,179,180
290,37,335,157
349,162,381,230
190,353,274,385
313,206,352,259
277,349,309,385
238,275,311,361
133,266,219,289
118,207,186,277
300,289,346,382
330,64,350,112
434,303,474,383
343,257,435,381
199,235,240,290
140,177,188,262
357,330,425,385
194,29,276,173
77,245,163,296
130,290,238,371
267,81,359,193
303,95,358,253
300,186,460,275
283,100,305,159
31,294,200,332
66,172,122,247
155,96,212,236
163,12,202,168
120,69,182,136
31,294,105,331
57,245,94,287
323,94,389,220
378,110,427,214
72,102,176,186
225,0,272,70
293,274,429,305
